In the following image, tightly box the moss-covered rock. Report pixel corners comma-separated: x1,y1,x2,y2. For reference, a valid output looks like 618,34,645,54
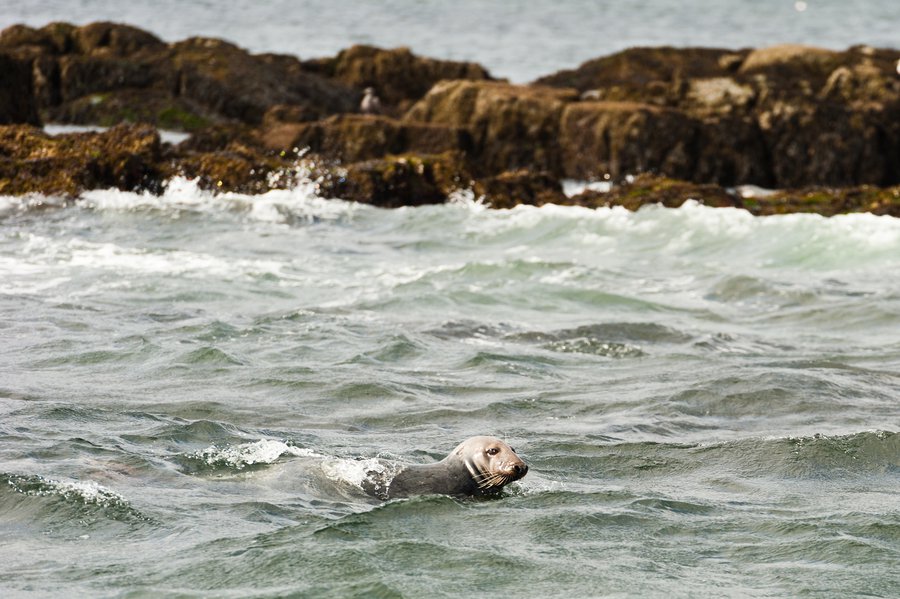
539,44,900,188
568,173,900,217
0,22,358,130
570,174,740,210
0,123,165,195
473,170,567,208
405,80,577,175
559,101,699,181
302,45,493,116
534,46,746,104
314,152,470,207
258,114,472,164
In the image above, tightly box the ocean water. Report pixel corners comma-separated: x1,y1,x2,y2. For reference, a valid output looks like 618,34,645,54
1,179,898,597
1,0,899,81
2,2,900,597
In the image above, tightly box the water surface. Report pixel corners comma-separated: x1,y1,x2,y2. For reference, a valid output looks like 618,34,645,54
1,182,898,597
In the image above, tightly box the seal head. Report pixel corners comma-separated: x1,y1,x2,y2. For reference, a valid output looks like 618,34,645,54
382,436,528,499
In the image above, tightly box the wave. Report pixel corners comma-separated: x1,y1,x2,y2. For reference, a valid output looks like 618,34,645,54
3,186,899,282
1,175,365,224
186,439,322,470
540,430,899,481
1,472,150,524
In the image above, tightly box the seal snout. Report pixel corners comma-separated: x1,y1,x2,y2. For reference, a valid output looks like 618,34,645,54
507,460,528,480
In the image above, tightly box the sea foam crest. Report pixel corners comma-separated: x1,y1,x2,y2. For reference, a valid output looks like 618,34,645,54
320,457,397,491
5,473,127,507
77,172,364,225
3,233,291,288
191,439,321,469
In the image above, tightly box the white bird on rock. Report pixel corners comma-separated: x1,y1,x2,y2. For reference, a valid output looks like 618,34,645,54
360,87,382,115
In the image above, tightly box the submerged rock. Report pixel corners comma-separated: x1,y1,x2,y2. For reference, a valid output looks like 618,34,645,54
473,170,567,209
568,173,900,217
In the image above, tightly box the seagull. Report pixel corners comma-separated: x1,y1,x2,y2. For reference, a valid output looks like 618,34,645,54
360,87,382,115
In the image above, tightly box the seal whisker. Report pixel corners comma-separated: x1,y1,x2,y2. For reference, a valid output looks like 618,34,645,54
478,472,510,490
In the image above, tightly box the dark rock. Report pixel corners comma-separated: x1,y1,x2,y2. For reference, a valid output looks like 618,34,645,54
473,170,567,208
258,114,472,162
302,45,493,115
743,185,900,217
168,38,357,125
46,88,209,130
0,22,78,57
71,21,165,56
173,149,289,194
175,123,258,153
405,80,577,175
568,173,900,217
0,123,165,195
534,46,747,103
0,22,359,130
559,101,699,181
0,53,40,124
570,174,741,210
315,152,470,208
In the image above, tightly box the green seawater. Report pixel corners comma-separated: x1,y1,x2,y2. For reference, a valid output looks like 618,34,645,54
1,186,898,598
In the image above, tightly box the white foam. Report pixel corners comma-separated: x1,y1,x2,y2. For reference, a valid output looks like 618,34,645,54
320,457,395,491
192,439,321,469
0,233,293,291
43,123,189,144
76,173,364,225
7,475,127,507
562,179,613,197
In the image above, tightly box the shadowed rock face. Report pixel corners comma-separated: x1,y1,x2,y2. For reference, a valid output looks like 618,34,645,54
301,44,493,116
0,21,359,129
1,21,898,214
0,53,40,125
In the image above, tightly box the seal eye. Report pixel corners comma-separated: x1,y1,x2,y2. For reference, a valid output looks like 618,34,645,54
487,447,500,455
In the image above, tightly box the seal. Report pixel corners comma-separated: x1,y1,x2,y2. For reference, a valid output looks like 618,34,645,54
367,436,528,499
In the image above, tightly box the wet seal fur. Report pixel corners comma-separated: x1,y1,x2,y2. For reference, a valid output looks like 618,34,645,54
363,436,528,500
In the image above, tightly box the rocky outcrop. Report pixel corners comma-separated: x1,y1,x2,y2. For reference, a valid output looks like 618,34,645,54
538,44,900,188
536,46,748,104
473,170,567,209
315,152,470,208
405,80,578,175
0,123,165,195
0,22,359,129
1,21,899,215
567,173,900,217
2,123,898,216
258,114,473,162
301,45,493,116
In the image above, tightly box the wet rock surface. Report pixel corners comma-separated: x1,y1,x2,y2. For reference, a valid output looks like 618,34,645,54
1,21,899,215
